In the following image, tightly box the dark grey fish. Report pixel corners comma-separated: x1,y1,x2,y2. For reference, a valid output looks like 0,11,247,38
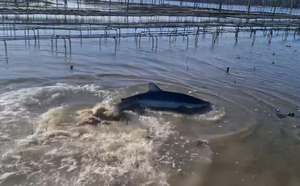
116,83,212,115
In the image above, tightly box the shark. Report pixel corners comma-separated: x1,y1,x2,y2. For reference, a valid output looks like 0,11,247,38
116,82,212,115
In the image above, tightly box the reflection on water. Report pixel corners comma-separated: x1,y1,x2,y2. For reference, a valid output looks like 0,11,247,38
0,29,300,186
47,0,300,15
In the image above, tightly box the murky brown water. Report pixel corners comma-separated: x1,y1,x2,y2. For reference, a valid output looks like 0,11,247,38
0,30,300,186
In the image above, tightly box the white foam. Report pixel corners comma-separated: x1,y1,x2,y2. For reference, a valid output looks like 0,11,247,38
0,101,174,186
190,106,226,121
0,132,10,142
0,83,107,123
0,83,215,185
0,172,17,183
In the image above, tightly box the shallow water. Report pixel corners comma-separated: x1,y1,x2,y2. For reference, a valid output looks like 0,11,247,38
0,30,300,186
49,0,300,15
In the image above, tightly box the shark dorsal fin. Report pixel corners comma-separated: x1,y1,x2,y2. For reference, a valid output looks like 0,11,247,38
148,83,162,92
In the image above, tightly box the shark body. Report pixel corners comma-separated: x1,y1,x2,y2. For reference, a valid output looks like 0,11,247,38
116,83,212,115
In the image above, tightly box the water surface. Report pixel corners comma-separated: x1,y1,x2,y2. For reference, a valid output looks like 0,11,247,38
0,30,300,186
